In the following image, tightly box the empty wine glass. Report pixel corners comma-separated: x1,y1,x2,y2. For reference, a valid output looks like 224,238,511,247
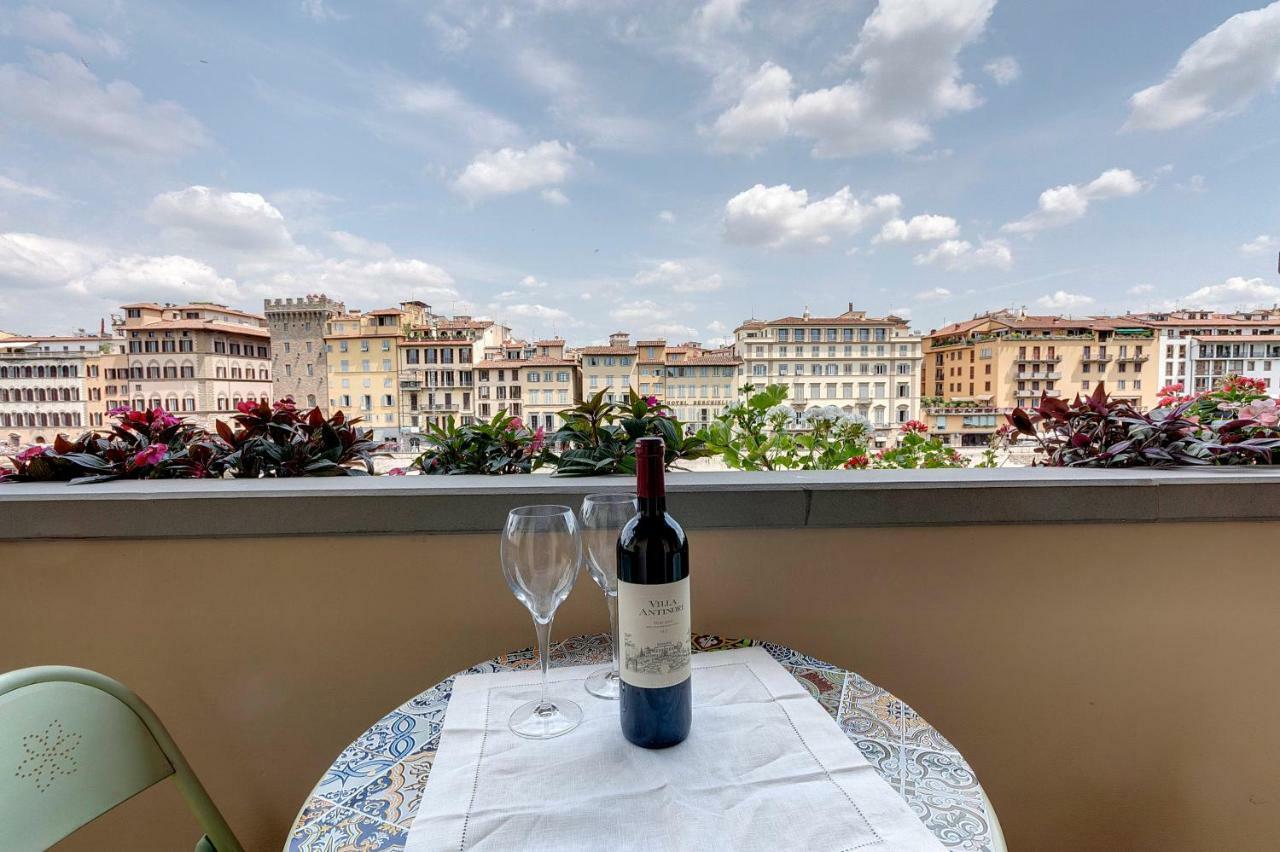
580,493,637,699
501,505,584,739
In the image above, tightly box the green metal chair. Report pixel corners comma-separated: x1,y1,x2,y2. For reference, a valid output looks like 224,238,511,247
0,665,242,852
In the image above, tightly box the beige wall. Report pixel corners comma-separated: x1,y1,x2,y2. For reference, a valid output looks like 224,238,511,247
4,522,1278,850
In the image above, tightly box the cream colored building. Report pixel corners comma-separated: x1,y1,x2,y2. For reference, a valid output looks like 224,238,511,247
115,303,272,427
734,305,924,435
399,314,508,440
474,338,531,424
0,334,125,447
520,339,577,432
664,348,743,426
577,332,638,403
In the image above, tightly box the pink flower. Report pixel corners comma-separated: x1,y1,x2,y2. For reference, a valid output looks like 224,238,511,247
236,401,258,414
900,419,928,434
273,398,297,412
644,395,658,406
131,443,167,468
1241,398,1280,427
107,405,131,417
509,417,524,430
15,445,49,462
386,467,407,476
843,454,869,469
151,407,180,428
530,426,546,453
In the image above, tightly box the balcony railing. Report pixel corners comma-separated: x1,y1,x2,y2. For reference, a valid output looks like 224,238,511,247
1013,355,1062,364
1115,355,1150,363
3,471,1280,849
1080,354,1113,363
1016,371,1062,380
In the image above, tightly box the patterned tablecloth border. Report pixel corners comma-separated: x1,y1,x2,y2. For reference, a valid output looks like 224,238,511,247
286,634,995,851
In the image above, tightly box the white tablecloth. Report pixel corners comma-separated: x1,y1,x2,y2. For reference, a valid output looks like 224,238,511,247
405,646,944,851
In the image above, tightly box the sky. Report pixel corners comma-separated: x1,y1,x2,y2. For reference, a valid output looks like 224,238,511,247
1,0,1280,345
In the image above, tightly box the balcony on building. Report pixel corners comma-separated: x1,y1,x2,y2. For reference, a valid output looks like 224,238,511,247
5,470,1280,851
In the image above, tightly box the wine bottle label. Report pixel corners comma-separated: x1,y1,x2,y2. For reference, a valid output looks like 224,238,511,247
618,576,691,689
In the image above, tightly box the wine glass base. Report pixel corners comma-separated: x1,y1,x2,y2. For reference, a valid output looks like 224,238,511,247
584,668,621,700
509,698,583,739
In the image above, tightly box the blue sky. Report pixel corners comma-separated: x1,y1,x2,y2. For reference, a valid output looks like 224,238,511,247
1,0,1279,343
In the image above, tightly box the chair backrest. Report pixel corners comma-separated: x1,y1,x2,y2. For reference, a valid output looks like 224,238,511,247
0,666,241,852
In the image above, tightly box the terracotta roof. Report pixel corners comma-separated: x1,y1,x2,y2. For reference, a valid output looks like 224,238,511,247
577,346,638,355
127,320,270,337
119,302,165,310
758,309,904,327
368,308,406,316
635,339,666,346
534,338,565,346
1191,334,1280,342
179,303,265,320
520,357,576,368
475,359,526,369
682,353,742,366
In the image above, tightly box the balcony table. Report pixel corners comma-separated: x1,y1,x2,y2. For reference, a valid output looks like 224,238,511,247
285,633,1003,851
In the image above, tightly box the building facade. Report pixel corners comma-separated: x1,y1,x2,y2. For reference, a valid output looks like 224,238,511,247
520,340,577,432
577,332,638,403
324,303,427,442
115,303,272,427
399,315,509,441
1125,309,1280,395
0,334,124,447
264,295,346,409
734,305,924,436
664,348,743,426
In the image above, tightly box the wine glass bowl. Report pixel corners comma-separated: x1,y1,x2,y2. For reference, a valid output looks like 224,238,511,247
501,505,584,739
580,493,638,700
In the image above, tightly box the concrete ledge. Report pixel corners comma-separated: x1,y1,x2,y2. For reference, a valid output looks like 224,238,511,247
3,468,1280,540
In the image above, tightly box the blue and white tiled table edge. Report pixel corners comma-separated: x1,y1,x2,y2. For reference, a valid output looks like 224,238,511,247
286,634,1002,851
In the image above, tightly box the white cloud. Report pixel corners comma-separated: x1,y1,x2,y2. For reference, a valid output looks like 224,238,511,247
1178,174,1207,193
383,80,520,146
723,183,901,248
710,0,996,157
0,233,102,287
328,231,392,258
984,56,1021,86
913,238,1012,271
875,214,960,243
513,46,658,150
519,275,548,289
633,260,724,293
1240,234,1277,255
0,51,208,157
0,174,58,201
706,319,727,334
914,287,953,302
540,188,570,205
695,0,750,37
301,0,346,22
148,186,298,254
1003,168,1144,233
70,255,239,302
611,300,668,324
887,306,913,320
1036,290,1095,310
502,303,576,324
1184,276,1280,310
1126,3,1280,131
453,140,581,202
657,210,676,223
709,62,794,154
1128,283,1156,295
300,258,457,305
2,6,125,59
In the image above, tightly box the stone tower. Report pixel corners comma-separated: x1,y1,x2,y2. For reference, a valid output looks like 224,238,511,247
263,295,345,411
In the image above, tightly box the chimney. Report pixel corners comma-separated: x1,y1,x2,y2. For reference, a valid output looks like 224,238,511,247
803,305,811,320
848,302,853,313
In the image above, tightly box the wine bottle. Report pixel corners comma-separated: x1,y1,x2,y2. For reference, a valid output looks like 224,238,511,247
618,436,691,748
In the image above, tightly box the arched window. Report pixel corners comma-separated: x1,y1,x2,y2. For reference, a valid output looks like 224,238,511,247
180,362,195,378
163,361,177,379
217,397,228,410
0,389,7,403
146,362,161,379
165,396,178,411
22,366,32,378
35,388,46,402
0,367,7,378
35,365,45,378
148,397,161,410
37,413,48,427
182,396,196,412
216,366,226,379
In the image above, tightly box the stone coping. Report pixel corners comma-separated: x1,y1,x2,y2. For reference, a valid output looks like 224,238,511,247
2,468,1280,540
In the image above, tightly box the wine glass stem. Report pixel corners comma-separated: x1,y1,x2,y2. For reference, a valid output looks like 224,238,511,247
535,617,553,709
606,592,620,674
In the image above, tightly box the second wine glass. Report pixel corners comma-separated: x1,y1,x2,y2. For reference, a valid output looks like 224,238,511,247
580,492,638,699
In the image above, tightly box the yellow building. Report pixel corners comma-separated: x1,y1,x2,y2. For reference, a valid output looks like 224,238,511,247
922,311,1160,444
325,303,428,441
